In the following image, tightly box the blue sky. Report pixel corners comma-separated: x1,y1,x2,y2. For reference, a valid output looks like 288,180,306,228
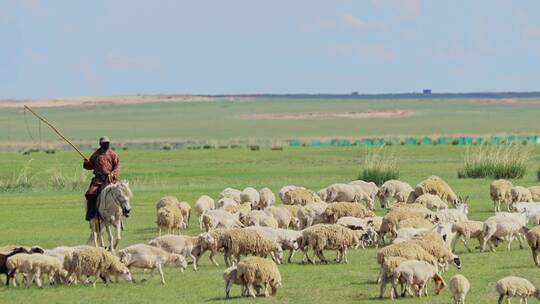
2,0,540,99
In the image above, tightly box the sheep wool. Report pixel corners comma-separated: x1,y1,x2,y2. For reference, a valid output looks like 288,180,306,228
236,256,282,298
496,276,540,304
449,274,470,304
302,224,360,264
222,228,282,267
490,179,513,212
324,202,376,223
414,176,460,206
526,226,540,266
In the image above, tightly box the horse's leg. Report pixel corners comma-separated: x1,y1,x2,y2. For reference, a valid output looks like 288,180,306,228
105,224,114,252
114,221,122,250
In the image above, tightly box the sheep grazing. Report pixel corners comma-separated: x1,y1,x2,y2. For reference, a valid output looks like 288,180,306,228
449,274,470,304
222,228,283,267
1,246,43,286
377,242,438,271
156,205,184,236
224,202,252,219
391,259,446,298
258,187,276,210
324,202,375,223
237,256,282,298
282,204,301,221
218,197,238,209
195,195,216,229
219,187,242,204
451,220,485,253
177,201,191,228
6,253,68,288
279,185,306,203
201,209,244,231
118,244,187,284
265,206,300,229
297,201,328,229
512,186,533,205
64,246,132,286
526,226,540,266
301,224,360,264
283,188,321,205
323,183,369,205
482,215,529,252
397,218,434,229
379,207,434,242
155,196,190,228
349,180,379,210
378,180,415,209
379,256,407,299
193,229,230,267
149,233,214,271
245,226,302,263
496,276,540,304
435,204,469,224
414,175,462,207
411,232,462,271
240,187,261,206
529,186,540,202
491,179,513,212
243,210,278,228
414,194,449,211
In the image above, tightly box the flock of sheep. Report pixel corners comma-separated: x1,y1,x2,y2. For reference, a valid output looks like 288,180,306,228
3,176,540,303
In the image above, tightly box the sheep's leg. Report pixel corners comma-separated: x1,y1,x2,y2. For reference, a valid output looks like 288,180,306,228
532,248,539,266
209,249,220,267
159,227,162,236
315,249,327,264
517,233,525,249
225,280,233,298
189,253,198,271
247,283,257,298
379,280,387,299
34,270,43,288
157,264,166,285
522,296,527,304
343,248,349,264
507,235,514,251
287,248,295,263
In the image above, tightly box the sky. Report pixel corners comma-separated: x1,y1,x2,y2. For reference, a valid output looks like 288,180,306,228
2,0,540,99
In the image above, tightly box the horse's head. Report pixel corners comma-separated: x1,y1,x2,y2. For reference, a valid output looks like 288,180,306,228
113,180,132,217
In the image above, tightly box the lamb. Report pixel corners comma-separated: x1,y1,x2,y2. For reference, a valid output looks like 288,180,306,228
156,205,184,236
222,228,283,266
324,202,376,224
435,204,469,224
301,224,360,264
240,187,260,206
63,246,132,286
297,201,328,229
223,266,260,298
265,206,300,229
258,187,276,210
512,186,533,204
177,201,191,228
283,188,322,205
414,193,449,211
414,175,462,207
118,244,187,284
201,209,244,231
378,180,415,209
482,216,529,252
491,179,513,212
219,187,242,204
496,276,540,304
195,195,216,229
529,186,540,202
526,226,540,266
279,185,305,203
243,210,279,228
6,254,68,287
149,233,214,271
391,259,446,298
246,226,302,263
237,256,282,298
379,207,434,242
449,274,470,304
349,180,379,210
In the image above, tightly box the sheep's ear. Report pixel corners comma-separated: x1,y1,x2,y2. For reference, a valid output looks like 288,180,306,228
464,196,469,203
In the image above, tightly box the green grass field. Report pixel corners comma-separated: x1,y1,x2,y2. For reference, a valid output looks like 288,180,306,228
3,97,540,149
1,146,540,303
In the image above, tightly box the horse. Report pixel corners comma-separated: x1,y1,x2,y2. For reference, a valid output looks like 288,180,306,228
87,180,132,252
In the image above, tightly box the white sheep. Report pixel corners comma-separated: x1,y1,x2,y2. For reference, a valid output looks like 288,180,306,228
258,187,276,210
201,209,244,231
242,210,278,228
449,274,470,304
512,186,534,204
297,201,328,229
435,204,469,224
219,187,242,204
245,226,302,263
217,197,238,209
148,233,214,271
496,276,540,304
450,220,485,253
529,186,540,202
526,226,540,266
240,187,260,205
177,201,192,228
391,259,446,298
349,180,379,210
279,185,305,203
222,229,283,267
6,253,68,287
324,183,363,203
118,244,187,284
236,256,282,298
265,206,300,229
378,180,415,209
414,175,462,207
195,195,216,229
414,193,449,211
482,216,529,252
301,224,360,264
393,228,430,244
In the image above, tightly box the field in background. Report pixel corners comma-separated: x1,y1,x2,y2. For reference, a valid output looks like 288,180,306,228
3,96,540,150
1,146,540,303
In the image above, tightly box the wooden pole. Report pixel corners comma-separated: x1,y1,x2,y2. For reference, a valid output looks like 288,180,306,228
23,105,89,161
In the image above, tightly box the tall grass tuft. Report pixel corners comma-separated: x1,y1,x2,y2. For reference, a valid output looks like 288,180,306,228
49,169,88,191
458,145,529,179
358,147,399,186
0,160,34,192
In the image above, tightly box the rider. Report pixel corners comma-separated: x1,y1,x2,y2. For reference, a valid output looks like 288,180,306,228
83,136,120,221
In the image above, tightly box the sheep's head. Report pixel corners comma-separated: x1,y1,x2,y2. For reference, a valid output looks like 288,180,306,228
271,245,284,265
433,273,446,295
291,217,301,230
286,238,299,250
171,253,188,271
534,288,540,301
198,232,215,248
113,262,132,282
452,255,462,269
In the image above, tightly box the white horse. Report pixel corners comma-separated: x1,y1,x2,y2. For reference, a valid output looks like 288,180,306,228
87,181,132,252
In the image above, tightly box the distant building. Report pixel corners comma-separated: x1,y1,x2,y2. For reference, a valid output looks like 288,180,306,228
423,89,432,94
351,91,359,96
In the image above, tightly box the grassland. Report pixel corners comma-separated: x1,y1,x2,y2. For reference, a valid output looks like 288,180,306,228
3,97,540,150
1,146,540,303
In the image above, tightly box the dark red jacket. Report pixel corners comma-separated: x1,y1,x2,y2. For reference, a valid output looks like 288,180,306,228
83,148,120,179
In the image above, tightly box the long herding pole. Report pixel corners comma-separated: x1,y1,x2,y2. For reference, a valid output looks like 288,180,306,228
23,105,89,161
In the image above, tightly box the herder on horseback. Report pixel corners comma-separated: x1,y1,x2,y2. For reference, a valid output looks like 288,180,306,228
83,136,120,221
